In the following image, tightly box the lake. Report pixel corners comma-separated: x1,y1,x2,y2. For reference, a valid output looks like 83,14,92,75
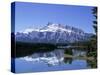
11,48,93,73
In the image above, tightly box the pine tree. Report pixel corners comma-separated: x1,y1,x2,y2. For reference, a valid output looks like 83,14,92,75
92,7,97,35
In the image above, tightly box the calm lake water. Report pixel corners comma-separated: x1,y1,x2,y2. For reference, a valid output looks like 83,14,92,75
12,48,92,73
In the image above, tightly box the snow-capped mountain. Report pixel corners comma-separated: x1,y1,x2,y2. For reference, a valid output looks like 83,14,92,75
15,23,92,43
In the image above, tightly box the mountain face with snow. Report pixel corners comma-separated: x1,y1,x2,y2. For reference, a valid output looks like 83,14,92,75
15,23,92,43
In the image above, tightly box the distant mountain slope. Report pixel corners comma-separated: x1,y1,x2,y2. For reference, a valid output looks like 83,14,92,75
15,23,92,43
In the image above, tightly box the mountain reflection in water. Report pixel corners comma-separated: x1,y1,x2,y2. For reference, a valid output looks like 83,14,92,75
20,49,65,66
12,48,92,73
19,49,87,66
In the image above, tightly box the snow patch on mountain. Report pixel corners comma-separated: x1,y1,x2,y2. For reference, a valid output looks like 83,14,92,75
15,23,92,43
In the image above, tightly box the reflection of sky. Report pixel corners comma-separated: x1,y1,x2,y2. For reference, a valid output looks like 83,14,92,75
14,2,95,33
14,59,88,73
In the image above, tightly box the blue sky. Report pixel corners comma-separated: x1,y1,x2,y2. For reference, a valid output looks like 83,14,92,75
15,2,95,33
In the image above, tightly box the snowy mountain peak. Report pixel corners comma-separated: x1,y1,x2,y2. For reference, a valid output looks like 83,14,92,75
16,23,84,34
18,28,39,34
15,23,92,43
47,23,65,28
40,23,72,32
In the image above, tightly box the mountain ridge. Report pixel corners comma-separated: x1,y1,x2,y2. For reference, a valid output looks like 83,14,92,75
15,23,92,43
